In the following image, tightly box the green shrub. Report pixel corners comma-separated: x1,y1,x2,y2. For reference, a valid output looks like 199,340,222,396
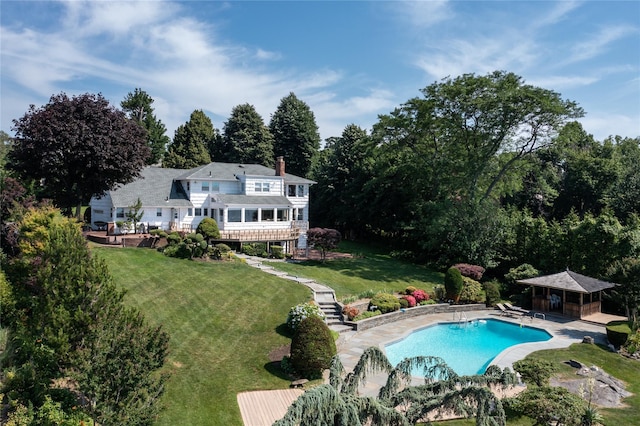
196,217,220,240
369,293,400,314
167,231,182,245
353,310,382,321
271,245,284,259
405,286,418,295
483,280,501,307
506,386,586,426
215,243,231,253
290,316,337,379
286,302,326,332
419,299,436,305
513,358,557,386
358,289,377,299
398,297,409,308
606,320,632,347
433,285,446,301
459,276,484,303
625,330,640,354
444,267,464,301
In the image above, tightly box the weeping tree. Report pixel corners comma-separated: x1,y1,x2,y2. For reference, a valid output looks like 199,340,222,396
275,347,517,426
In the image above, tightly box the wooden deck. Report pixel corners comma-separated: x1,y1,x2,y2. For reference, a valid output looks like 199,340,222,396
237,389,303,425
581,312,628,325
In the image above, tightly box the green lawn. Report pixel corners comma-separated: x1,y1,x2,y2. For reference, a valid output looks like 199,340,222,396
93,247,311,426
267,241,444,300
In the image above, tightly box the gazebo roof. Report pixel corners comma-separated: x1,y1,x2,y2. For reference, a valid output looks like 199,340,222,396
517,270,617,294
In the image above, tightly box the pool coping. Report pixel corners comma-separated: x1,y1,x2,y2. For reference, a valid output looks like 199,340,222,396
335,309,608,395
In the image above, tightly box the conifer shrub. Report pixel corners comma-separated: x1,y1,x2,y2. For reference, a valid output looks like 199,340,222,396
405,286,418,295
513,358,557,386
271,245,285,259
444,267,464,302
398,297,409,308
290,316,336,379
369,293,400,314
483,280,501,307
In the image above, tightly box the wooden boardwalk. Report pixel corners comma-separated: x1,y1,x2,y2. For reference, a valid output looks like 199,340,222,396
237,389,303,426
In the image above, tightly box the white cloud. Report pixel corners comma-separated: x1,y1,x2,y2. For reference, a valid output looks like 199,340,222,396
565,25,638,64
533,0,582,28
392,0,452,28
579,113,640,141
527,75,599,90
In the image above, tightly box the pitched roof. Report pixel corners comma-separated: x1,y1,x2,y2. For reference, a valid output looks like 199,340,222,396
108,167,192,208
176,162,316,184
517,270,617,293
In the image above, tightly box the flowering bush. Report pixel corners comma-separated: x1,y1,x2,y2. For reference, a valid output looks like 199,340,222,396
412,289,429,303
286,302,325,332
403,295,417,307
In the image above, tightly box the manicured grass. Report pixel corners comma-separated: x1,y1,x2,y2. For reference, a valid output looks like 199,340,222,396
93,247,311,426
267,241,444,300
525,343,640,425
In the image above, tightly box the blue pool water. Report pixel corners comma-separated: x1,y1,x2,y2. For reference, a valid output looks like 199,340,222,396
385,319,552,376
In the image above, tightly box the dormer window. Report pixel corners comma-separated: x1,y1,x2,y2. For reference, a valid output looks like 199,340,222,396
255,182,270,192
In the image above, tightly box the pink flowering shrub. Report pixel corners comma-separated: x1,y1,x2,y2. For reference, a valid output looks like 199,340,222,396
412,289,429,303
403,295,417,307
452,263,485,281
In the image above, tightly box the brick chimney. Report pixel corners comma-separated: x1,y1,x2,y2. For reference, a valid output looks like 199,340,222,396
275,156,285,176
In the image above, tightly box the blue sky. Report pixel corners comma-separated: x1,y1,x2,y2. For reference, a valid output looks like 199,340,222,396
2,1,639,143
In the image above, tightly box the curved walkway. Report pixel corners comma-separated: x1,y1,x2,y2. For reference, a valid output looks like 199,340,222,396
336,310,608,396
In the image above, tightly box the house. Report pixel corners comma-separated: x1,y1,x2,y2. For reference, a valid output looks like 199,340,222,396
89,157,315,251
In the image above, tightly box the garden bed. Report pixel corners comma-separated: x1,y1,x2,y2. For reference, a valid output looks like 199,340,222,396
344,303,490,331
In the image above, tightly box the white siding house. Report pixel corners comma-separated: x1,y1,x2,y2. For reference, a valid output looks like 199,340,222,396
89,157,315,250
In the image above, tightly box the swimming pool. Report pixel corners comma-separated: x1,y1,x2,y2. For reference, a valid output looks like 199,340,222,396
385,318,552,376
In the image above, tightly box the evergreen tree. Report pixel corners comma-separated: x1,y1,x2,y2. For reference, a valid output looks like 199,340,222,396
222,103,274,166
1,207,169,424
270,92,320,177
121,88,170,164
164,110,214,168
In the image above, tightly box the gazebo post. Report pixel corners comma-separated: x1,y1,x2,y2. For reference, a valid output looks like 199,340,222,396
562,290,566,315
580,293,584,318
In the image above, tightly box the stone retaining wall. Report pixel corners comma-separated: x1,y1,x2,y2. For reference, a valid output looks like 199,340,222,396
345,303,491,331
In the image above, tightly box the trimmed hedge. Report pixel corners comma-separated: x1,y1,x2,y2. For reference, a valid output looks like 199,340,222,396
290,316,337,379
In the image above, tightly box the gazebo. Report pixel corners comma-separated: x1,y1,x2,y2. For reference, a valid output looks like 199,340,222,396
517,270,617,319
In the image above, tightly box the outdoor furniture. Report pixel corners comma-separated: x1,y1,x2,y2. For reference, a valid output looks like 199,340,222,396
505,303,530,315
496,303,522,317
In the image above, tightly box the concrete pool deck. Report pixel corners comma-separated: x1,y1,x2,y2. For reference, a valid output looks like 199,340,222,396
335,309,609,396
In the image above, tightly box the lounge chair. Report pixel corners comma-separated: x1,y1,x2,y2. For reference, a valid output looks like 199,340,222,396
505,303,530,315
496,303,522,317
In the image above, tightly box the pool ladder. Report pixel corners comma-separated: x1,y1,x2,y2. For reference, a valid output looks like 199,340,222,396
453,312,468,323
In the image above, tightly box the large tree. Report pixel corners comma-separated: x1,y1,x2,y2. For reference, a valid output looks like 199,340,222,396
163,109,214,169
9,92,149,218
1,207,169,424
222,103,275,166
311,124,374,238
121,88,171,165
269,92,320,177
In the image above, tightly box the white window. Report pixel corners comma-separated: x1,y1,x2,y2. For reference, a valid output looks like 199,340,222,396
203,208,208,217
116,208,125,218
245,208,258,222
261,209,274,222
288,185,296,197
228,209,241,222
277,209,289,221
195,208,202,216
93,209,104,214
297,185,304,197
295,208,304,221
187,208,193,216
202,182,209,192
212,182,220,191
156,208,162,217
255,182,270,192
